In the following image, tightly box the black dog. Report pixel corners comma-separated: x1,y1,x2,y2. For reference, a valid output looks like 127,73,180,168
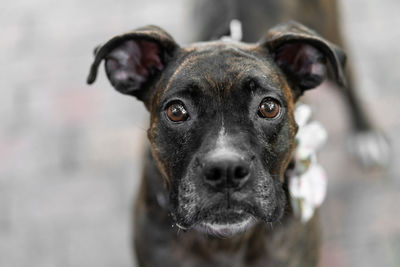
87,20,345,266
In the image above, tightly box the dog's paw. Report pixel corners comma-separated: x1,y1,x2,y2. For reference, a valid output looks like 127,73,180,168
347,130,391,168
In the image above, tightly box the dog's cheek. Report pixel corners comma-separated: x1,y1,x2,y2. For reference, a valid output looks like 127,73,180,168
149,122,192,178
150,118,206,225
174,172,200,227
262,121,296,178
252,172,287,222
272,179,287,220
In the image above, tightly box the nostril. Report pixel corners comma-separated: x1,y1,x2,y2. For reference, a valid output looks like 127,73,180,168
234,165,249,179
205,167,222,181
202,156,251,190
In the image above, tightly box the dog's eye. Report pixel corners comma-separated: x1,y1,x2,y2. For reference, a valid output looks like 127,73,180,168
258,97,281,119
166,102,189,122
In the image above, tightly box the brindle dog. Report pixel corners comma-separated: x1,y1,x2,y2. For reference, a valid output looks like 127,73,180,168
87,20,345,266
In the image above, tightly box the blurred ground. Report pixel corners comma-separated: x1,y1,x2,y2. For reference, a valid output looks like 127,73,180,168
0,0,399,266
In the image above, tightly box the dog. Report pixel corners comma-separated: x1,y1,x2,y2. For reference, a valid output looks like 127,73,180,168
88,19,345,266
87,16,346,265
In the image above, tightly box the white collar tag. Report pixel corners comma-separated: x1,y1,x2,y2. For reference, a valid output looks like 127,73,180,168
221,19,243,42
289,103,328,223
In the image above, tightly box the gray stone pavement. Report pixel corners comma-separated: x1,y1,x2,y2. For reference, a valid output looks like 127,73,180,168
0,0,399,266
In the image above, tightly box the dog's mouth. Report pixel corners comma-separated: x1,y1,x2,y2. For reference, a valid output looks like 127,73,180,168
174,161,287,236
193,210,256,237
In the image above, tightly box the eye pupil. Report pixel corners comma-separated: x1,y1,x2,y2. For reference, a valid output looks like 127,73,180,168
259,98,281,118
167,103,188,122
171,106,182,116
263,102,275,113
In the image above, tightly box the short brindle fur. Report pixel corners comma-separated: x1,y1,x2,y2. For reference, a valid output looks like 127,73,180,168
87,20,345,267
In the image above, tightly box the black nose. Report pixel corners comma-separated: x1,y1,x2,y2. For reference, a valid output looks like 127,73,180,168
203,155,250,190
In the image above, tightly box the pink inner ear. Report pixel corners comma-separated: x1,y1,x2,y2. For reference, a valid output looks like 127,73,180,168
137,40,164,76
106,40,164,85
275,43,324,78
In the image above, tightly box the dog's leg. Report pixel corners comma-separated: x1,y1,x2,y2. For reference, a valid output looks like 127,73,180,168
298,0,391,168
322,10,391,168
334,63,391,167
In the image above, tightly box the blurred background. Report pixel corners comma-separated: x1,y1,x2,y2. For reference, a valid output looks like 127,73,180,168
1,0,399,266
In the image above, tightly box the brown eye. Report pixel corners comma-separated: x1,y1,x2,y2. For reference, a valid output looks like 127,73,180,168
259,97,281,119
166,102,189,122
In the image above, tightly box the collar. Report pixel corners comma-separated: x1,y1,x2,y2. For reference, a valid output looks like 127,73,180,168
288,103,328,223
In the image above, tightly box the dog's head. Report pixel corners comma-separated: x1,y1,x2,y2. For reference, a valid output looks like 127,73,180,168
87,22,345,236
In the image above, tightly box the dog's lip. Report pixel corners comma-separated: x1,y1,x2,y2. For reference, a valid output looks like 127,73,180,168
199,208,253,225
194,212,256,237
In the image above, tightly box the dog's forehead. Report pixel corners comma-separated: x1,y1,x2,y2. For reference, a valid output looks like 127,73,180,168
162,41,283,97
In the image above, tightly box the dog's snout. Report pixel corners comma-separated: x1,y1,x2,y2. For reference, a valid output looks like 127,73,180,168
202,155,250,190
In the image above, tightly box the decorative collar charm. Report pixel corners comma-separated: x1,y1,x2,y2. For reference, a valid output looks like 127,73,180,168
289,104,328,223
221,19,243,42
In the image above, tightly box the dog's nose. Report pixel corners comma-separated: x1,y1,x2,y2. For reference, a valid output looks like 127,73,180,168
203,155,250,190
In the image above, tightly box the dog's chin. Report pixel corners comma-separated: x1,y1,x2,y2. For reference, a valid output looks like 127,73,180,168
194,214,256,237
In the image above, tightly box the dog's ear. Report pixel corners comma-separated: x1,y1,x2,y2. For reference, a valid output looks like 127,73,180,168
87,25,179,101
260,21,346,96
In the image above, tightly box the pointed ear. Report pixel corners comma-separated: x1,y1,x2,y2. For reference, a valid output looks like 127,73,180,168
87,25,179,100
261,21,346,95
